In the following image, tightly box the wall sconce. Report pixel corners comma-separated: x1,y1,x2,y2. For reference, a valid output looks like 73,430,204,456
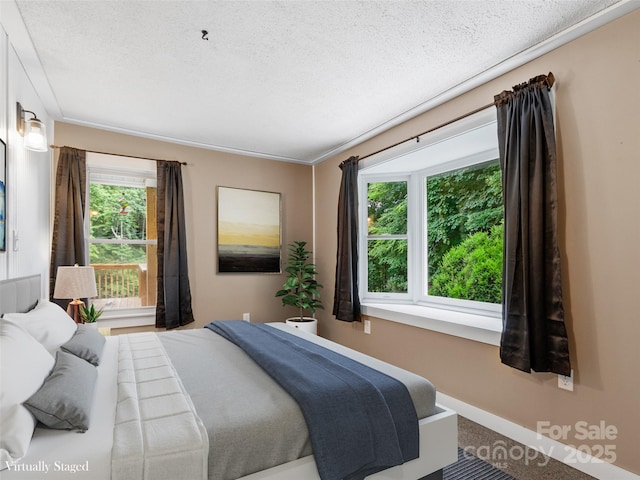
16,102,48,152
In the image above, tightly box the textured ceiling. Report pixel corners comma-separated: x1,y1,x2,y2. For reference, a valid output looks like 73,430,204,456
13,0,626,163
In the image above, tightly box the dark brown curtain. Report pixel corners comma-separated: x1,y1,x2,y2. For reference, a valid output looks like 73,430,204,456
495,73,571,376
49,147,87,307
156,160,194,329
332,156,361,322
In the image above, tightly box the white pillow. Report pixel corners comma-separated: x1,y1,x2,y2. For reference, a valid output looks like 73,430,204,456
0,319,55,468
3,299,77,353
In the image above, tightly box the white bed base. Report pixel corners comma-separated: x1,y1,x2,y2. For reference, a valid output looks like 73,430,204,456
239,404,458,480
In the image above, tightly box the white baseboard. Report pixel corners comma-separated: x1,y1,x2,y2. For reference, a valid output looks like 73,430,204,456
437,392,639,480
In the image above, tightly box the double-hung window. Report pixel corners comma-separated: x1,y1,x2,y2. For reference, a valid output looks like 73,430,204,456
359,108,504,343
85,154,157,322
366,178,410,295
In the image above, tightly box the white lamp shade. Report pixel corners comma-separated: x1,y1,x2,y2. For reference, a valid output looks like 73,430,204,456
53,265,98,300
24,118,48,152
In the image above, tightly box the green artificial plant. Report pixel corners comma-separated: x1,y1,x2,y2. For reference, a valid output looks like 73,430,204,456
276,240,323,321
80,303,104,323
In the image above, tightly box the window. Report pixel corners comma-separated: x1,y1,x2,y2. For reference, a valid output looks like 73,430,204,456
359,108,503,338
367,180,408,293
426,160,503,305
86,155,157,313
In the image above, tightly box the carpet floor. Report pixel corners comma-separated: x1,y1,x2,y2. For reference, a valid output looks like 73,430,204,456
456,416,596,479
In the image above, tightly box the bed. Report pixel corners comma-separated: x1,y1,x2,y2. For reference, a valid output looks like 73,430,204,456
0,274,457,480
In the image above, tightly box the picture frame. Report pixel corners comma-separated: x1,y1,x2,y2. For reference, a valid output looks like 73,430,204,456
217,186,282,273
0,138,5,252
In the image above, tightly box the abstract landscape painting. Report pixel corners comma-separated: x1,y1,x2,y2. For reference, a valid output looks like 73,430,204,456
217,186,281,273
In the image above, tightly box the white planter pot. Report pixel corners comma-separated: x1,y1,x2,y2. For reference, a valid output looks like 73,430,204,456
285,317,318,335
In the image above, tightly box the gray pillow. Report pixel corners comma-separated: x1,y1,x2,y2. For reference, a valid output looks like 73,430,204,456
24,350,97,432
60,324,106,366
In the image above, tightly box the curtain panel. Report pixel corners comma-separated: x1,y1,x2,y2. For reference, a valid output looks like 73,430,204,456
333,156,361,322
156,160,194,329
49,147,87,307
495,73,571,376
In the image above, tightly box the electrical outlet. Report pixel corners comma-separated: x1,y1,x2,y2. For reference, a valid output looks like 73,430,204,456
364,319,371,334
558,370,574,391
242,313,250,322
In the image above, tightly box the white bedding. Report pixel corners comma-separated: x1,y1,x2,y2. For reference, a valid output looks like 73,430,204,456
1,331,208,480
1,336,119,480
111,333,208,480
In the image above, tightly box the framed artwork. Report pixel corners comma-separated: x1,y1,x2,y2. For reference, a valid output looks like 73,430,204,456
217,186,281,273
0,138,5,252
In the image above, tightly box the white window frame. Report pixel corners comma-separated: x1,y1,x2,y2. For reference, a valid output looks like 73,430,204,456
358,108,503,345
84,154,157,328
417,154,502,315
360,174,412,301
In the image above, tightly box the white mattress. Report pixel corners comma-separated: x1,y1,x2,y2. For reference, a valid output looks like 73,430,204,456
0,337,119,480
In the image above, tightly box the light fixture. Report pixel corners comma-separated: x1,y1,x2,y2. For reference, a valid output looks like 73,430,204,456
16,102,48,152
53,264,98,324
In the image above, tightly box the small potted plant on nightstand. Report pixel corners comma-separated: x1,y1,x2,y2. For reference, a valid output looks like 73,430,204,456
276,240,323,335
80,303,103,327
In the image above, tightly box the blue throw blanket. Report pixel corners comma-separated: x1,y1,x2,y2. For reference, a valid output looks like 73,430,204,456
205,321,419,480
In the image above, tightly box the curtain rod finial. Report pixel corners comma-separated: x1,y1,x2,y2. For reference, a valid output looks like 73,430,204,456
547,72,555,88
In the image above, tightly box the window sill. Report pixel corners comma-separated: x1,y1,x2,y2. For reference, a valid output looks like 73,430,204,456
96,307,156,329
361,303,502,346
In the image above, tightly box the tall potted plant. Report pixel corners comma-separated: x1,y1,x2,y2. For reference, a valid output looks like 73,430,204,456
276,240,323,334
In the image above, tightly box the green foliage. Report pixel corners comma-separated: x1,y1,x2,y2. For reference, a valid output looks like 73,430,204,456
89,243,147,266
276,241,323,320
89,184,149,265
429,224,503,303
366,160,504,303
427,161,502,279
367,181,407,235
367,239,408,293
80,303,104,323
366,181,409,292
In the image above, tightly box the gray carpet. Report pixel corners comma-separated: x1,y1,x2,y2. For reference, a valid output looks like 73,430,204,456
444,448,516,480
457,416,596,480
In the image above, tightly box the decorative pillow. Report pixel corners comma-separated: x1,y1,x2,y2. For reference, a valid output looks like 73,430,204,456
3,299,77,353
0,319,55,469
24,350,97,432
61,324,106,366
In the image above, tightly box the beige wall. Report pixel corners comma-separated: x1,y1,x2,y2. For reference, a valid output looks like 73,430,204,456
54,122,314,327
314,10,640,475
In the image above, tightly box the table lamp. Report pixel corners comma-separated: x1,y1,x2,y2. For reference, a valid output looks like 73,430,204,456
53,264,98,324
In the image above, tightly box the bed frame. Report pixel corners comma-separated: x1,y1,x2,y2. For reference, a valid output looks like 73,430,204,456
0,274,41,315
0,274,458,480
239,405,457,480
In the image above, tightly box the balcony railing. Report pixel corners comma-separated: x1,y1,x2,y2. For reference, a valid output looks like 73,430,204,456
91,263,154,309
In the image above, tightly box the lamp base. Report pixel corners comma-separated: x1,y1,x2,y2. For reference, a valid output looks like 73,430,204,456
66,299,85,324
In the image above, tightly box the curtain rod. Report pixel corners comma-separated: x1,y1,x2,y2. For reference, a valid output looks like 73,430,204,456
49,145,188,165
359,72,555,162
359,101,495,161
